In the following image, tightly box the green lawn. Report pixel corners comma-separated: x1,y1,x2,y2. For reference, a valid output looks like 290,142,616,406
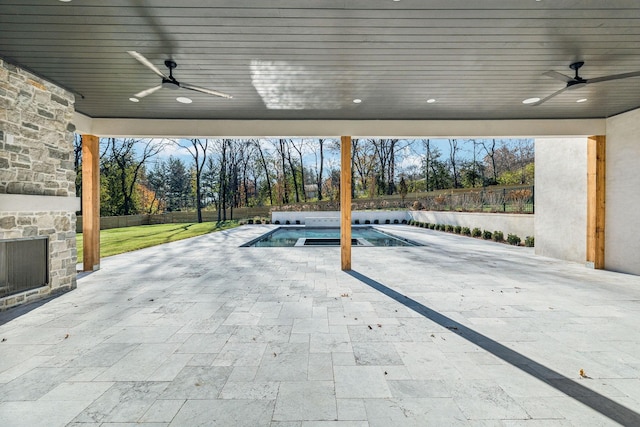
77,221,239,259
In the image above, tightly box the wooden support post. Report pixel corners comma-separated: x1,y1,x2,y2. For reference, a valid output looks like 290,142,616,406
586,135,606,269
81,134,100,272
340,135,352,271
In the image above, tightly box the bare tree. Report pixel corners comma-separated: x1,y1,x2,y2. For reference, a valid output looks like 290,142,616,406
448,138,461,188
102,138,165,215
481,139,498,185
176,138,210,223
253,139,273,205
316,138,326,200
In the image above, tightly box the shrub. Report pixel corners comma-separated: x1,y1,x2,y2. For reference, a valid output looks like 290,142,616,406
408,220,415,226
285,220,291,225
482,230,492,240
264,220,270,224
248,219,254,224
462,227,471,236
412,200,423,210
393,219,399,224
445,224,453,232
401,219,407,224
507,234,521,245
373,219,379,224
255,219,262,224
385,219,391,224
492,231,504,242
355,219,360,225
525,236,535,247
454,225,462,234
365,219,371,224
429,223,436,230
295,220,301,225
274,220,280,225
471,227,482,237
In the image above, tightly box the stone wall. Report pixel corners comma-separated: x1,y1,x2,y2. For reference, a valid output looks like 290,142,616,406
0,58,79,309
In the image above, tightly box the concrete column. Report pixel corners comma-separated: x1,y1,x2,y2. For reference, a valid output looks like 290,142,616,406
81,134,100,271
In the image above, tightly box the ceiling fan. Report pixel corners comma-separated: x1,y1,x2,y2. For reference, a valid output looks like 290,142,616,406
530,61,640,106
127,51,232,100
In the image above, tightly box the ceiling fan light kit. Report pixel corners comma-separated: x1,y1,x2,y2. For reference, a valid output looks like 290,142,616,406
127,51,232,101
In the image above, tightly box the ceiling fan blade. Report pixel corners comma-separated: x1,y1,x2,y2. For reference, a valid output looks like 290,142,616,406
587,70,640,84
127,51,167,78
134,85,162,98
531,86,569,106
543,70,574,83
181,83,233,99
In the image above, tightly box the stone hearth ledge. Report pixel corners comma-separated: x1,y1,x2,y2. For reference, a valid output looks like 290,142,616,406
0,194,80,212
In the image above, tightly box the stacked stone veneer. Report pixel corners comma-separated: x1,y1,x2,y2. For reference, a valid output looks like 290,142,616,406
0,58,79,309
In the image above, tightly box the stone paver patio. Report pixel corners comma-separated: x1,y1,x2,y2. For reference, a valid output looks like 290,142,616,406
1,225,640,426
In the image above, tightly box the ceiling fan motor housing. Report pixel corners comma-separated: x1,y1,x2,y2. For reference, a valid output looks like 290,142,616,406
162,78,180,90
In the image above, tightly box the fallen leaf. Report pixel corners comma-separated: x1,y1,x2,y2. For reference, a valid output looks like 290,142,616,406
430,334,435,338
273,352,277,357
368,325,373,330
384,371,388,375
64,334,70,339
1,338,6,342
377,324,382,328
579,369,590,378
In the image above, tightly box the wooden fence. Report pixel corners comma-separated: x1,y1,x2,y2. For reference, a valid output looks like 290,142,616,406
76,206,272,232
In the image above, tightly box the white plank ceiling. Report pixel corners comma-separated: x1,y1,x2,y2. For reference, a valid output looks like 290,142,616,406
1,0,639,120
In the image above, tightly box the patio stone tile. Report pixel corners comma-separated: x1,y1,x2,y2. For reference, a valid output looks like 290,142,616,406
175,333,229,354
169,399,275,427
39,381,114,401
95,343,179,381
273,381,337,421
310,333,352,353
72,381,169,423
213,342,268,366
336,398,367,420
364,397,469,426
352,341,403,366
308,352,334,381
159,366,232,399
138,399,186,423
0,400,93,427
256,343,309,382
0,367,81,401
219,380,280,399
334,366,392,399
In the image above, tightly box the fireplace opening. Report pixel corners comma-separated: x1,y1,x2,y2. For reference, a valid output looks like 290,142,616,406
0,237,49,298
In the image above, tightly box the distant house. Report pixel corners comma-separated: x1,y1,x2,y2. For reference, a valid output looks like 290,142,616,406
304,184,318,199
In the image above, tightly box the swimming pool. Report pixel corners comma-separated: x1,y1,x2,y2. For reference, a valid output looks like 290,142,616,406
242,226,421,247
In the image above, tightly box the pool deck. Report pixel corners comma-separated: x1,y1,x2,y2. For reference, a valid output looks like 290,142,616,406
1,224,640,426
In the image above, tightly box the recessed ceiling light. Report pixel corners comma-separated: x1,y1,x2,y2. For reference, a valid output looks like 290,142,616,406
129,97,139,103
576,98,588,103
59,0,72,2
522,97,540,105
176,96,192,104
353,99,362,104
426,98,436,104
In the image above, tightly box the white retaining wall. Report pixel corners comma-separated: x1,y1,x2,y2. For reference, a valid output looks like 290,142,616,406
272,210,533,239
409,211,534,238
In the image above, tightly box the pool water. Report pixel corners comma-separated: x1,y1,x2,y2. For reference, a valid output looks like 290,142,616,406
242,226,421,247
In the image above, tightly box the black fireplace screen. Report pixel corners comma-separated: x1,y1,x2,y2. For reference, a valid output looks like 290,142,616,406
0,237,48,298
